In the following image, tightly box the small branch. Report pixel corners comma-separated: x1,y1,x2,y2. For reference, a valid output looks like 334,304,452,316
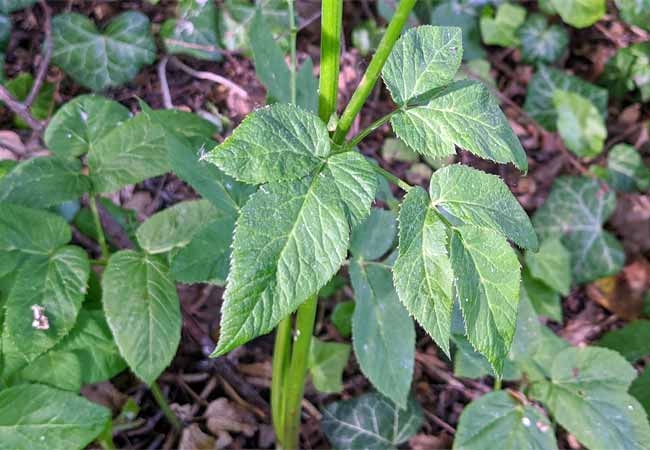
24,0,53,109
0,86,45,131
89,196,109,259
157,56,174,109
345,110,397,149
150,382,182,431
170,57,248,98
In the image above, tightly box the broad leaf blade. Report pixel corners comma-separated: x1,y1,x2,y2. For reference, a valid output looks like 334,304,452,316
308,338,350,394
393,187,453,356
161,0,221,61
553,90,606,158
596,320,650,362
350,208,397,261
350,260,415,408
0,203,70,254
518,14,568,65
524,238,571,295
550,0,605,28
392,80,528,171
102,250,181,386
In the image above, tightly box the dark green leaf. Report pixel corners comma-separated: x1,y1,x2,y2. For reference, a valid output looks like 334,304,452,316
604,144,650,192
431,1,485,60
630,368,650,415
596,320,650,362
331,300,354,338
524,237,572,295
3,72,54,128
522,268,563,322
161,0,221,61
350,208,397,261
518,14,568,65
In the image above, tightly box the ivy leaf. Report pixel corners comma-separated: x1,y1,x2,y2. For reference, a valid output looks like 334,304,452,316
604,144,650,192
524,65,608,131
0,156,91,208
392,80,528,171
382,25,463,106
44,95,130,158
0,384,110,450
615,0,650,31
331,300,354,338
550,0,606,28
308,338,350,394
321,392,422,450
453,390,558,450
161,0,222,61
171,216,235,285
52,12,156,91
429,164,537,249
430,1,485,61
220,0,289,52
553,90,606,158
3,72,55,128
350,208,397,261
88,111,171,193
531,347,650,450
2,246,89,366
393,187,453,356
518,14,569,65
450,225,521,376
136,199,218,254
102,250,181,386
532,176,624,284
350,259,415,408
596,320,650,362
479,3,526,48
212,176,348,357
207,104,330,184
524,238,572,295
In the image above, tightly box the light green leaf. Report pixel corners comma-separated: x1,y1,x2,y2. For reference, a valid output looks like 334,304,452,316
479,3,526,48
3,72,54,128
524,238,571,295
551,0,606,28
2,246,89,366
0,0,35,13
351,260,415,408
0,156,91,208
331,300,354,338
531,347,650,450
44,95,130,158
596,320,650,362
308,338,350,394
524,65,608,131
382,25,463,106
88,111,170,193
429,164,537,249
161,0,221,61
605,144,650,192
616,0,650,30
522,268,563,322
394,187,453,356
321,392,422,450
207,104,330,184
19,352,83,391
350,208,397,261
453,390,558,450
553,90,606,158
52,12,156,91
453,334,520,381
518,14,569,65
430,1,485,61
212,175,348,356
0,384,110,450
0,203,70,255
171,216,235,285
136,199,217,254
102,250,181,386
532,176,624,283
381,137,419,163
392,80,528,171
450,225,521,376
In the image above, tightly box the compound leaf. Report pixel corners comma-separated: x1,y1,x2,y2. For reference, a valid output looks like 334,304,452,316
102,250,181,386
382,25,463,106
392,80,527,171
321,392,422,450
393,187,453,356
52,12,156,91
429,164,537,249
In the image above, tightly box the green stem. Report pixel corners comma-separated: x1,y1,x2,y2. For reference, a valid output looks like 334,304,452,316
332,0,416,143
494,378,502,391
150,382,181,431
345,110,399,149
318,0,343,123
372,164,413,192
281,295,318,450
287,0,297,104
89,196,109,259
271,316,293,444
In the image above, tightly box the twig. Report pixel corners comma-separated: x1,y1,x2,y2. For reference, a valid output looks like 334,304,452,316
423,410,456,435
24,0,53,108
0,137,24,155
157,57,174,109
0,86,45,131
170,57,248,98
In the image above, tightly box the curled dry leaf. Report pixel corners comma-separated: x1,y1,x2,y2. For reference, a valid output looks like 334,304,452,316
179,424,216,450
587,267,645,320
205,398,258,438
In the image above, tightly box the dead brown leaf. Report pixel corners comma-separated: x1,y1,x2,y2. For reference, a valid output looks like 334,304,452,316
586,273,644,320
205,397,258,438
409,433,453,450
179,424,216,450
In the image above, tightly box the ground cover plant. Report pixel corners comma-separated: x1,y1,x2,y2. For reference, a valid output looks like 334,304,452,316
0,0,649,449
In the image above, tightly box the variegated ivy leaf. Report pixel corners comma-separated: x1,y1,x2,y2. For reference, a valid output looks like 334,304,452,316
453,390,558,450
393,187,454,356
321,392,422,450
52,12,156,91
450,225,521,376
604,144,650,192
518,14,569,65
382,25,463,106
161,0,222,61
207,104,330,184
429,164,538,250
391,80,528,171
532,176,624,284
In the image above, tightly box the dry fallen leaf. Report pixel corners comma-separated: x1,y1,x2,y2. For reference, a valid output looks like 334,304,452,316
179,424,216,450
409,433,453,450
205,397,257,437
586,273,644,320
